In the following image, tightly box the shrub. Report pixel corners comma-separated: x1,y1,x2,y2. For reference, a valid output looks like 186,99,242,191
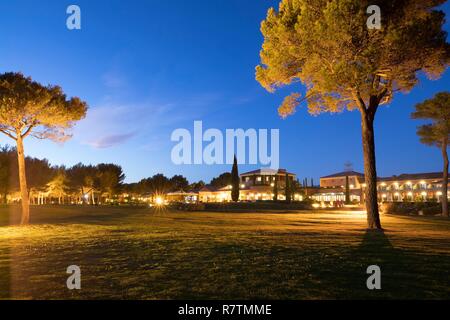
381,202,441,216
170,202,206,211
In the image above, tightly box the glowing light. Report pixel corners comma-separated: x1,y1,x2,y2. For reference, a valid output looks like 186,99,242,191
312,203,320,209
240,184,246,189
437,191,443,196
155,197,164,206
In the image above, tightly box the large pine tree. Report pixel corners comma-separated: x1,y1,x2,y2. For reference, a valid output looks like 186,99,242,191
256,0,449,229
0,73,87,224
412,92,450,217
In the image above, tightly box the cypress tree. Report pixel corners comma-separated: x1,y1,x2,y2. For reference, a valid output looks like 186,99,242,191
231,155,240,202
345,175,351,205
273,176,278,201
285,173,292,204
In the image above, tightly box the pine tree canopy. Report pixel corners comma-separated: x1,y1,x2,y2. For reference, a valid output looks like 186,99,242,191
0,72,88,142
256,0,449,118
412,91,450,147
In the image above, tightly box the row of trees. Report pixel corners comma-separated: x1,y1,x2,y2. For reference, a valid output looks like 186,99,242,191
124,174,205,196
0,146,126,205
0,145,214,205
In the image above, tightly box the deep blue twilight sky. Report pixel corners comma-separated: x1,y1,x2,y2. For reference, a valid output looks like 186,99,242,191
0,0,449,184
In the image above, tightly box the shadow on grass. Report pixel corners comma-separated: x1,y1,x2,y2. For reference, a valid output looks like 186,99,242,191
350,229,410,299
325,229,450,299
0,247,11,299
279,230,406,299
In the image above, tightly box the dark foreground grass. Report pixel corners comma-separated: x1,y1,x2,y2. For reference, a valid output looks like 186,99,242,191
0,205,449,299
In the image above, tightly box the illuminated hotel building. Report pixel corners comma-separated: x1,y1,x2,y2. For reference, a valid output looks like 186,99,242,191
376,172,448,202
199,168,301,202
313,171,365,202
313,171,449,203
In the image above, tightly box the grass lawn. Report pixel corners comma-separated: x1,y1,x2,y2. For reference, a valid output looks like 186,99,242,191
0,205,449,300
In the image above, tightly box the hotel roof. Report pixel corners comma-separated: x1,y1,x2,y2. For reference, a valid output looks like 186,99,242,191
199,185,219,192
379,172,444,182
240,168,296,176
321,171,365,179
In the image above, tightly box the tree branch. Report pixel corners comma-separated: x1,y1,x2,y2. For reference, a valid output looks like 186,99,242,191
0,128,17,141
21,125,35,138
351,89,367,117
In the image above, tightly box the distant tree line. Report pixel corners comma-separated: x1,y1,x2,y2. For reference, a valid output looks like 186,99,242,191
0,145,206,205
123,174,205,198
0,145,125,205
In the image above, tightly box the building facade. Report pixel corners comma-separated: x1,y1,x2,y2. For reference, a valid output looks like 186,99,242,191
312,171,365,203
199,168,302,203
313,171,449,203
375,172,447,202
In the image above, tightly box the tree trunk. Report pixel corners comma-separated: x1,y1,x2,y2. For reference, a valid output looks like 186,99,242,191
345,175,350,205
16,136,30,225
361,113,382,229
441,140,448,217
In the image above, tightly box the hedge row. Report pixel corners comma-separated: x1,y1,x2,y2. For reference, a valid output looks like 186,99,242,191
172,201,312,212
381,202,442,216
